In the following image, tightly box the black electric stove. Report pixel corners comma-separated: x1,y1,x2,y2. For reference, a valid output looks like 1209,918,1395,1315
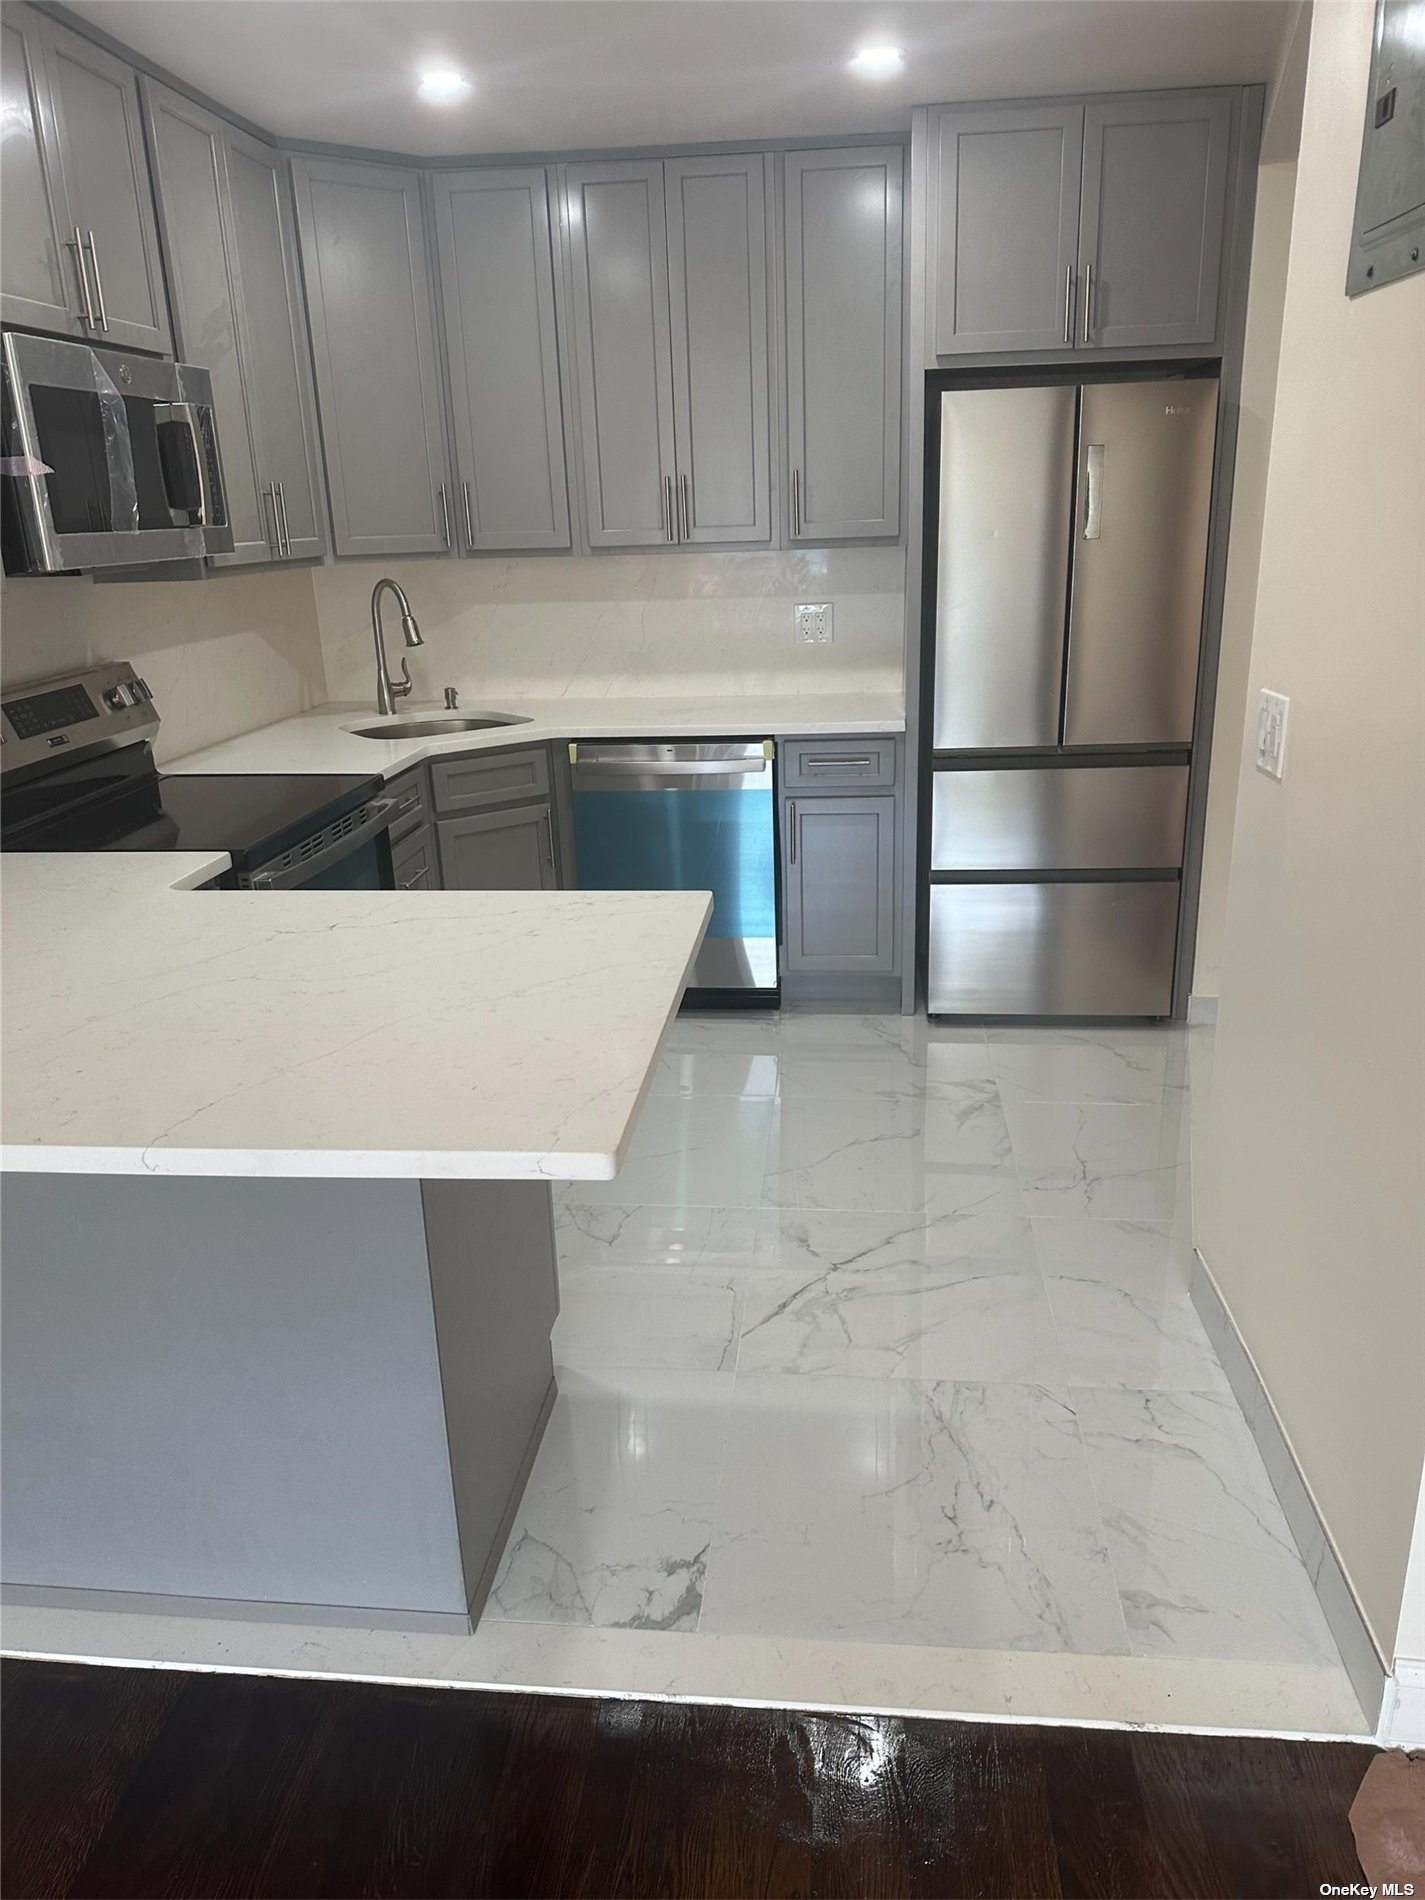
2,662,396,890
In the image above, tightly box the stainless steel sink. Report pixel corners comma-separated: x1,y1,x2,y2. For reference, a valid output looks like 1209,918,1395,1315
348,713,531,739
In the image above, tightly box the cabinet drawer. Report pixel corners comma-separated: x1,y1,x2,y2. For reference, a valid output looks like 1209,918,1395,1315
384,768,430,841
781,737,898,790
431,746,550,814
930,765,1188,871
391,824,438,891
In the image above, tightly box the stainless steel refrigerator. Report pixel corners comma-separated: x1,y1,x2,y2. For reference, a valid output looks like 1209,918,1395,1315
925,374,1218,1017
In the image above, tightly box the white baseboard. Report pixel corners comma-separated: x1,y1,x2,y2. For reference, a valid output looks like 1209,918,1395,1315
1378,1658,1425,1746
1190,1249,1388,1727
1187,994,1219,1024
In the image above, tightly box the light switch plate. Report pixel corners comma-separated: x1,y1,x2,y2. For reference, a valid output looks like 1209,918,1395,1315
795,602,833,644
1256,689,1289,779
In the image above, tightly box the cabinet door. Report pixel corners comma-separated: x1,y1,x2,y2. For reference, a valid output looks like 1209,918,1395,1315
931,103,1083,356
438,805,557,891
0,9,80,337
292,157,452,558
784,795,896,974
784,147,902,542
664,154,771,545
37,14,170,354
391,824,439,891
433,168,570,551
563,159,677,548
226,134,327,561
1079,91,1232,350
142,83,268,565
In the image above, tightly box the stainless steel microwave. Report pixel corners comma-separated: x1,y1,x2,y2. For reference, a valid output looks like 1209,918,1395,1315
0,332,233,573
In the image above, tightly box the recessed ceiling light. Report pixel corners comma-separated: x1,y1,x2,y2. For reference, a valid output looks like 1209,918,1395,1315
416,68,472,105
849,44,905,78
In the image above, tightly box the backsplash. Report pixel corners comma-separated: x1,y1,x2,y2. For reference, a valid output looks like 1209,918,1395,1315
0,568,327,765
310,548,906,705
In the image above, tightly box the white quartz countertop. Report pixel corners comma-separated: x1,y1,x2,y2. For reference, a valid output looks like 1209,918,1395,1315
1,854,709,1182
165,693,905,777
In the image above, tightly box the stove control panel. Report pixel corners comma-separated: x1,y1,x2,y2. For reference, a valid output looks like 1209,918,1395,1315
1,660,160,784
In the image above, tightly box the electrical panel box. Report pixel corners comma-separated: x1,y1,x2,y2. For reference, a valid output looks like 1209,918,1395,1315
1347,0,1425,295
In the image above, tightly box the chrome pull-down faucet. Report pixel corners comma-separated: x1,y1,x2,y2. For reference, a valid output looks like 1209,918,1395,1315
370,577,424,716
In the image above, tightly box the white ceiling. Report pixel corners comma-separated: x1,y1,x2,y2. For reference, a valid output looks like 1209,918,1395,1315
68,0,1295,157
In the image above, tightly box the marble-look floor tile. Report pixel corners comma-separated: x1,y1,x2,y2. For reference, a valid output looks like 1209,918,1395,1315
1043,1274,1229,1394
737,1265,1062,1384
487,1369,733,1632
553,1268,743,1372
649,1049,780,1101
1074,1387,1339,1666
700,1375,1129,1654
1005,1101,1186,1219
760,1203,1037,1273
762,1095,923,1211
661,1013,782,1054
921,1084,1014,1168
989,1028,1187,1104
1030,1216,1194,1289
775,1045,926,1101
557,1204,770,1273
583,1096,774,1208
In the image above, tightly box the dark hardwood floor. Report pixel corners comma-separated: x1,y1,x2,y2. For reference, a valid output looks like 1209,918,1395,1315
2,1658,1373,1899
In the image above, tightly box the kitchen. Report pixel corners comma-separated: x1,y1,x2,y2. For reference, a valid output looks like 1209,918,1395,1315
0,0,1394,1758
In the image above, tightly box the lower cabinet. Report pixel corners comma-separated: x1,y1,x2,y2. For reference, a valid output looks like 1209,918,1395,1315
391,823,438,891
437,802,558,891
783,793,896,975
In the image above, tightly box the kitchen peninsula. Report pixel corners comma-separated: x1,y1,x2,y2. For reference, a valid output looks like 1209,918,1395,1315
1,852,709,1629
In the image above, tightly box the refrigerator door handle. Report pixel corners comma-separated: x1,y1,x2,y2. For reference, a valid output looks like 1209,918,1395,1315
1083,444,1105,540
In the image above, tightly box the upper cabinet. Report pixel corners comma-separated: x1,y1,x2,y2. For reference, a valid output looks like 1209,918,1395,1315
928,88,1236,359
292,157,453,558
432,168,570,551
1078,92,1232,350
784,146,903,542
0,4,169,352
143,83,326,564
563,154,771,548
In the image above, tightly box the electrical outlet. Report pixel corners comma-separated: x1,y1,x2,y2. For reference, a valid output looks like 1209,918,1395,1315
796,602,833,644
1256,689,1289,779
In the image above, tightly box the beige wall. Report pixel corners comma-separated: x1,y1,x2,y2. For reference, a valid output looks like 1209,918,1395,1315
0,567,326,764
1193,2,1310,999
1197,0,1425,1656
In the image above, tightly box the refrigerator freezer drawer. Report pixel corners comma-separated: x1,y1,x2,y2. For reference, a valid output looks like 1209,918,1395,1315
930,765,1188,871
927,880,1179,1016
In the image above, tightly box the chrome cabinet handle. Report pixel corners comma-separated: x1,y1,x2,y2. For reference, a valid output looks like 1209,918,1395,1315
1064,263,1074,345
1083,443,1104,540
788,800,797,865
84,231,109,331
664,473,675,542
66,228,96,326
438,482,451,549
1082,261,1094,344
806,754,874,769
791,467,802,537
275,480,291,557
462,479,475,548
679,473,690,542
261,483,280,555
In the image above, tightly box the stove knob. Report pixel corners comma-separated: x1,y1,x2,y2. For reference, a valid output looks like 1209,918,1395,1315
103,687,126,711
123,682,145,706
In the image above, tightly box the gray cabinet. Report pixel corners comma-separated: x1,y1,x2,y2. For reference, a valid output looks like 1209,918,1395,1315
665,153,771,544
224,130,326,561
438,804,557,891
293,157,453,558
1078,91,1232,349
783,147,902,541
144,83,325,565
931,104,1083,355
564,159,675,548
927,87,1235,360
0,9,80,337
1,6,169,352
433,168,570,552
391,824,439,891
784,794,897,974
563,153,771,548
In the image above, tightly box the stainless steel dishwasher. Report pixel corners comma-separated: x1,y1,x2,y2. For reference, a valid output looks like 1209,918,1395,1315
569,741,777,1000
